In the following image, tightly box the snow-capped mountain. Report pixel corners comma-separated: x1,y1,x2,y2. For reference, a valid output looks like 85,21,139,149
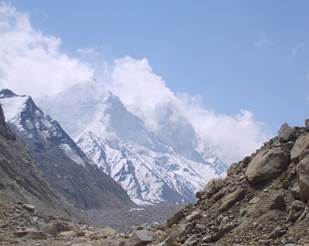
0,89,133,209
39,81,226,205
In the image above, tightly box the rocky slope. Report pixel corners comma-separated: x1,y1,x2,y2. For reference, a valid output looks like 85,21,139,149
0,102,79,220
149,121,309,245
0,89,134,210
39,81,226,205
3,119,309,246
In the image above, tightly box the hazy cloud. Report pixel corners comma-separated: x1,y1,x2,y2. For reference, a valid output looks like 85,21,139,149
0,3,93,97
254,34,273,48
106,57,270,163
292,42,309,55
0,3,271,163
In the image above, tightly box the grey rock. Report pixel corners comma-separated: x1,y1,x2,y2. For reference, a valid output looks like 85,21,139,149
291,183,301,200
130,229,153,246
286,200,305,222
296,155,309,202
184,235,198,246
291,133,309,162
219,188,246,212
185,210,202,222
205,178,224,198
27,230,48,240
22,204,35,213
278,123,296,142
269,192,286,211
245,147,290,184
13,230,28,238
269,226,287,239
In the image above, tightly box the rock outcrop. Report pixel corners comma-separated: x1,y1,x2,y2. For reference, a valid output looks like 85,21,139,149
150,121,309,245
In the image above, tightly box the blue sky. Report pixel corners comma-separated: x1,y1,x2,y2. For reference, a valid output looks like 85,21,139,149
3,0,309,131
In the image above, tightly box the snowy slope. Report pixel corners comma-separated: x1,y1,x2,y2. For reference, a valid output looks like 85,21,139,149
0,89,133,209
0,89,88,167
39,81,227,205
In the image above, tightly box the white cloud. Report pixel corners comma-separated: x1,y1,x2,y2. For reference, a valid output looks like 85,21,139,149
292,42,309,55
254,34,273,48
0,3,271,163
0,3,93,97
105,57,271,163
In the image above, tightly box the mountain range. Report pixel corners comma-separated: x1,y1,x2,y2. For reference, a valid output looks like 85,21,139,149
38,81,226,205
0,89,133,210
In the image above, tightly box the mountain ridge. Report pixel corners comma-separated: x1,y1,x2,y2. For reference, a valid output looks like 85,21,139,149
39,81,226,205
0,89,134,210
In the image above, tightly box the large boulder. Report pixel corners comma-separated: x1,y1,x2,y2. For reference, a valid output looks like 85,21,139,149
219,188,246,212
130,229,154,246
278,123,296,143
291,133,309,162
296,155,309,202
245,147,290,184
205,178,224,198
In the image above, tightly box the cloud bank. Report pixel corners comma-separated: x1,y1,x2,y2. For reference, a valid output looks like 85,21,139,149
0,3,271,163
0,3,93,97
105,57,270,163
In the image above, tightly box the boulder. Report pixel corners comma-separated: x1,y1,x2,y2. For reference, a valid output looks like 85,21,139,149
130,229,153,246
219,188,246,212
13,230,28,238
22,204,35,213
291,133,309,162
278,123,296,142
27,230,48,240
296,155,309,202
286,201,305,222
205,178,224,198
184,235,198,246
291,183,301,200
245,147,290,184
185,210,202,222
269,192,286,211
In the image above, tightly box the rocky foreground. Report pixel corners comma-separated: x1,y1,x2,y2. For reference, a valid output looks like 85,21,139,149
2,121,309,245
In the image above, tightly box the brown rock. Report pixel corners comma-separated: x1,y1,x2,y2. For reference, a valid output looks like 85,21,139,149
22,204,35,213
245,147,290,184
13,230,28,238
278,123,296,143
130,229,153,246
296,155,309,202
291,183,301,200
205,178,224,198
269,192,286,211
27,230,48,240
291,133,309,162
219,188,246,212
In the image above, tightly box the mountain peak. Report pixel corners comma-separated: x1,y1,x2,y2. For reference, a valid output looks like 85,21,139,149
0,89,18,99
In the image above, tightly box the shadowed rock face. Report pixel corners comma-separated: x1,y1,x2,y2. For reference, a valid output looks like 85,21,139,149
0,104,4,125
0,103,66,215
150,121,309,245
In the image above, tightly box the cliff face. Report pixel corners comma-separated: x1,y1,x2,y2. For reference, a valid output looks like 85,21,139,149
152,122,309,245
